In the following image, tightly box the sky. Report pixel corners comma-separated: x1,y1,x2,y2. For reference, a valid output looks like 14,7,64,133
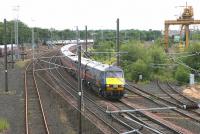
0,0,200,30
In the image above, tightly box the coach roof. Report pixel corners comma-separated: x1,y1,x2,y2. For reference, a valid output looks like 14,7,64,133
61,44,123,72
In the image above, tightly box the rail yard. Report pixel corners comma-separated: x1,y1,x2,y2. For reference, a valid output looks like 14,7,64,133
0,1,200,134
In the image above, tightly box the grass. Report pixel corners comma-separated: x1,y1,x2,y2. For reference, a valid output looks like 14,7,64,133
137,80,150,85
0,118,9,132
15,59,30,69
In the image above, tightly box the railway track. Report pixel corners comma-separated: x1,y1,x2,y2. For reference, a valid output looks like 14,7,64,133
25,45,200,133
33,52,150,133
156,81,200,121
24,47,59,134
157,81,199,109
24,61,50,134
48,54,133,133
109,100,182,134
125,82,200,133
31,52,112,133
47,54,186,134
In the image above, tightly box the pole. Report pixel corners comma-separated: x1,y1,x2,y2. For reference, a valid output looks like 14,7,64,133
4,19,8,92
32,27,35,70
11,27,14,69
116,18,120,66
85,25,88,52
185,25,189,48
77,26,82,134
16,18,18,48
22,43,24,61
15,18,19,58
164,24,169,52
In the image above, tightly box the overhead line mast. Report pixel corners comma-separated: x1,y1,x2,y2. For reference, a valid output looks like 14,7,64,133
77,26,82,134
4,19,8,92
116,18,120,66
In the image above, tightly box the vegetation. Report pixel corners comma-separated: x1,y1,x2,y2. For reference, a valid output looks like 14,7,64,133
91,38,200,84
120,40,170,82
91,40,115,64
0,118,9,132
175,65,190,84
0,20,161,45
184,43,200,72
1,20,199,84
130,59,149,82
15,59,31,69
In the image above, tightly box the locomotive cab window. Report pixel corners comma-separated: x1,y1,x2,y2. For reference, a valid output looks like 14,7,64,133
106,71,123,78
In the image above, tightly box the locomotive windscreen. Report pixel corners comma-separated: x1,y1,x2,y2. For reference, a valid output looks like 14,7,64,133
106,71,123,78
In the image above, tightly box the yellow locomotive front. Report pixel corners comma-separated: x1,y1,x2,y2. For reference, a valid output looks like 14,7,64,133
105,70,125,99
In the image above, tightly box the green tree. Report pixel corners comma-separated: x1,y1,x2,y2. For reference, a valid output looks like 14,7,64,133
184,43,200,72
91,40,115,64
120,40,145,63
148,46,167,73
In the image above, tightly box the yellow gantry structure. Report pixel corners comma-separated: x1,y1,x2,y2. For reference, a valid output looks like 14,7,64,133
164,5,200,51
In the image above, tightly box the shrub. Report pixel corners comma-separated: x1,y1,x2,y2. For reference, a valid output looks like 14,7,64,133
130,59,150,82
174,66,190,84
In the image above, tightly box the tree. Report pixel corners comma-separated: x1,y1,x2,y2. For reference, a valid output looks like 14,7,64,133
184,43,200,72
148,46,167,73
120,40,145,63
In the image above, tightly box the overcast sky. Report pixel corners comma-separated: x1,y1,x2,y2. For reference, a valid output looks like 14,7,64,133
1,0,200,30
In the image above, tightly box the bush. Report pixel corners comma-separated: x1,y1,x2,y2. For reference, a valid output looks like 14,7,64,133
175,66,190,84
130,59,150,82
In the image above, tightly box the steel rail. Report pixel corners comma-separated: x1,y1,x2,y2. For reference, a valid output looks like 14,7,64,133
24,49,55,134
48,54,135,133
36,69,122,134
24,62,30,134
109,100,179,134
33,52,122,133
157,81,194,106
167,81,198,104
126,82,200,124
24,61,50,134
54,53,168,134
33,67,50,134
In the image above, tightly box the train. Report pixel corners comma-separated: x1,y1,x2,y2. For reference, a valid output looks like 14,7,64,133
0,44,19,57
60,43,125,99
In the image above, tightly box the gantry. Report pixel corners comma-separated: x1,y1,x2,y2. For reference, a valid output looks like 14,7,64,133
164,4,200,51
